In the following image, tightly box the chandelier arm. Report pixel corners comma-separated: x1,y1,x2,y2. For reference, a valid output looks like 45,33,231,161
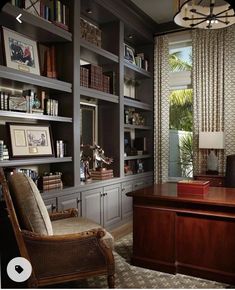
190,10,208,17
216,14,235,18
185,16,211,21
215,7,233,17
217,19,229,24
192,19,208,26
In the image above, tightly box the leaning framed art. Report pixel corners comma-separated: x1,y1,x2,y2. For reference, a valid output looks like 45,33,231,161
2,27,40,75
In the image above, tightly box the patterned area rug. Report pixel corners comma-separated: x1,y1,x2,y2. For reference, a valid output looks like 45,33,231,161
56,233,232,289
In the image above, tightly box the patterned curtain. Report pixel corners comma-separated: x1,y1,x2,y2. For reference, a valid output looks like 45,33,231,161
192,26,235,174
154,36,170,183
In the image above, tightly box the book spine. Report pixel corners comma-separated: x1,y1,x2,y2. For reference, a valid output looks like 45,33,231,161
43,174,62,180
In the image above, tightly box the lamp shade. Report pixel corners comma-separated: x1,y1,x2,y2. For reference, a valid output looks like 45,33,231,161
199,132,224,149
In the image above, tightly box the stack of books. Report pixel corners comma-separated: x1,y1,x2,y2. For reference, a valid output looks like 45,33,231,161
39,173,63,192
82,64,103,91
91,169,113,180
80,67,89,87
81,64,113,94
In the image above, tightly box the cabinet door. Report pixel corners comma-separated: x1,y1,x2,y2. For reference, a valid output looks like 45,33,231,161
43,197,57,213
58,193,81,216
81,188,103,225
103,184,121,228
121,181,133,219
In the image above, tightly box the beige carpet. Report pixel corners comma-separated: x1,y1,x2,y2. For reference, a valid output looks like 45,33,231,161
54,233,232,288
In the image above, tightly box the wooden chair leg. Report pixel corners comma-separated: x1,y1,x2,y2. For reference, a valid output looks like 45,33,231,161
108,274,115,288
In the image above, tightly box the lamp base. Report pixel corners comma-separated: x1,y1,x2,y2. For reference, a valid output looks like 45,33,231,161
206,170,219,175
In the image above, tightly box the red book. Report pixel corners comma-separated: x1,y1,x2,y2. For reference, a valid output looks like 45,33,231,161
177,180,210,195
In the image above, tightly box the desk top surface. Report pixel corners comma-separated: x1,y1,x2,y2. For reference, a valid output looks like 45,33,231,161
127,183,235,208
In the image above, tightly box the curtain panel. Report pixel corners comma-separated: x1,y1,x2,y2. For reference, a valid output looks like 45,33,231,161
192,26,235,174
154,36,170,183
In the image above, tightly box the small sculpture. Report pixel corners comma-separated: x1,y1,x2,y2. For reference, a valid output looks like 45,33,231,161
93,144,113,170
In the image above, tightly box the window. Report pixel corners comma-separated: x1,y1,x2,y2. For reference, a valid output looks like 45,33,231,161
168,32,193,180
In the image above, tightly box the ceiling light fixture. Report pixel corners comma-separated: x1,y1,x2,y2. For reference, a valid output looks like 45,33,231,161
174,0,235,29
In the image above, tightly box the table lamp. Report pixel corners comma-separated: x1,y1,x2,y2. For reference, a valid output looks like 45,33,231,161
199,131,224,174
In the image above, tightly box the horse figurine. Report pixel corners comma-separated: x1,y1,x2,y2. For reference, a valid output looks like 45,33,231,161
93,144,113,170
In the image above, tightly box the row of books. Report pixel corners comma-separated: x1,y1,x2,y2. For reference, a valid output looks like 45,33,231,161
90,169,114,180
0,90,59,116
134,53,149,71
45,98,59,116
80,65,116,95
0,90,40,114
124,160,145,175
38,173,63,191
11,0,69,31
4,168,39,184
56,140,66,158
0,141,9,161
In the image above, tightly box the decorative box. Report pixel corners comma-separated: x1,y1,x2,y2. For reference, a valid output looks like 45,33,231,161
177,180,210,195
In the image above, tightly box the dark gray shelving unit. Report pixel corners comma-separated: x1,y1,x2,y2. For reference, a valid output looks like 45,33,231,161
0,111,72,123
0,157,72,167
80,39,119,64
0,0,155,228
1,3,72,42
80,86,119,103
0,66,72,93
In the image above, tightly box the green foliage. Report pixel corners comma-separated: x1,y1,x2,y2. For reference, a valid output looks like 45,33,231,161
179,134,193,177
169,51,192,71
169,89,193,131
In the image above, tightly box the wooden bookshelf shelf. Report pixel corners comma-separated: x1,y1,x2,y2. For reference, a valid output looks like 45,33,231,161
80,86,119,103
80,39,119,63
0,66,72,93
124,154,152,161
124,59,152,79
0,111,72,123
0,3,72,42
0,157,72,167
124,97,153,111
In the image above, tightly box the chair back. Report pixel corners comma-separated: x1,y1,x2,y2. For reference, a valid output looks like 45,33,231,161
0,168,30,260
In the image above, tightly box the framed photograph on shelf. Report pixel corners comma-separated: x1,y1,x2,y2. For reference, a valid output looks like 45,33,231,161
7,123,54,158
124,44,136,65
2,27,40,75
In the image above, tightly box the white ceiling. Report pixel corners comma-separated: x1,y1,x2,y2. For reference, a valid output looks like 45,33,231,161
130,0,176,24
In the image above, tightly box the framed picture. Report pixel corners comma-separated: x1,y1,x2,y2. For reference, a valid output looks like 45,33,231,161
7,123,54,158
124,44,136,65
2,27,40,75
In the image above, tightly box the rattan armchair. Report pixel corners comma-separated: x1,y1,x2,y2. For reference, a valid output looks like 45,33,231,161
0,168,115,288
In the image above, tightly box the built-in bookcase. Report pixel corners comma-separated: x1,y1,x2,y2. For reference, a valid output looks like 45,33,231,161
0,0,155,227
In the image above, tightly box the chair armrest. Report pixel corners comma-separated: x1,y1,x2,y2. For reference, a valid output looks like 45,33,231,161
49,208,78,221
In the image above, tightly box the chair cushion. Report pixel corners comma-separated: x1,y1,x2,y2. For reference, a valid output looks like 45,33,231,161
8,173,53,236
52,217,114,249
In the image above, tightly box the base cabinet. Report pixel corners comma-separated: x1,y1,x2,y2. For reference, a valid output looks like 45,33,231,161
81,184,121,228
103,184,121,227
81,187,103,225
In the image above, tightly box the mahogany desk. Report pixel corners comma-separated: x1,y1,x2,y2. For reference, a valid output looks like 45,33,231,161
127,183,235,284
